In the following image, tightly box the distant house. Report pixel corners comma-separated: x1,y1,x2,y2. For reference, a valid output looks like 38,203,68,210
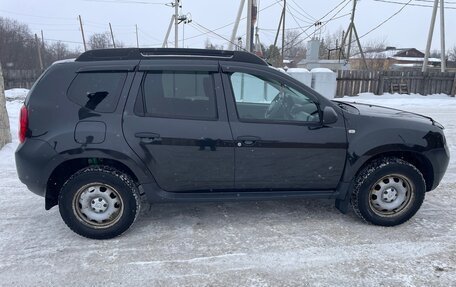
350,47,442,70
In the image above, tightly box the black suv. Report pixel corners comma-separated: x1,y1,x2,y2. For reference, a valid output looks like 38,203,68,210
16,48,450,239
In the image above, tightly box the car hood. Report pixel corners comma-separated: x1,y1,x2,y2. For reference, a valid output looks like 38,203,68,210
335,101,437,126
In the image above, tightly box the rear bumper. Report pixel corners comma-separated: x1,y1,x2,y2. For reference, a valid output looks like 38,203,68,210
15,139,58,197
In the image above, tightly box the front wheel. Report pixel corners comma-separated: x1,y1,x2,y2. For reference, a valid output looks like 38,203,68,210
351,157,426,226
59,167,141,239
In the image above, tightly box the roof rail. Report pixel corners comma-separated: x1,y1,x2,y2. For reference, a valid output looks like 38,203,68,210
75,48,267,66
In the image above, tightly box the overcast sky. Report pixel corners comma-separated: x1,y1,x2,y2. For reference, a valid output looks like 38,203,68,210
1,0,455,53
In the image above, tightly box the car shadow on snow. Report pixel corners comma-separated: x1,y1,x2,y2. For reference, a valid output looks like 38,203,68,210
133,198,361,231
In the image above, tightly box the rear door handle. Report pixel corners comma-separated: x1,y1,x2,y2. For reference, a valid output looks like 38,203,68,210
135,132,161,144
236,136,261,147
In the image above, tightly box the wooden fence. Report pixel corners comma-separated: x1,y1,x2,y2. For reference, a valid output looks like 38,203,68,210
3,69,41,90
337,70,456,97
3,68,456,98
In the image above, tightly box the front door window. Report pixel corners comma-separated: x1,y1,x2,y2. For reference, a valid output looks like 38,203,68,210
230,72,320,123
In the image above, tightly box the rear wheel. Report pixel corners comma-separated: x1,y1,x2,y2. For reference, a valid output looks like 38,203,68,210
59,166,141,239
351,157,425,226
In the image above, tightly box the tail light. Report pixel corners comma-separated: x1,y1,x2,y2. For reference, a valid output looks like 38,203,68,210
19,105,28,143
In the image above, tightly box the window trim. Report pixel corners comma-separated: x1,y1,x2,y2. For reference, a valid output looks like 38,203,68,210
135,71,219,121
227,71,322,126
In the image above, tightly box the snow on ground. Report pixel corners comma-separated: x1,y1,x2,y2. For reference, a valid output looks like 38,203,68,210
0,90,455,286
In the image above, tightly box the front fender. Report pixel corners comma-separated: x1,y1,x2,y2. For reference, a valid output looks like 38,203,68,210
340,112,445,184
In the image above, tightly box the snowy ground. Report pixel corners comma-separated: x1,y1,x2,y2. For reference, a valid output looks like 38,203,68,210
0,90,455,286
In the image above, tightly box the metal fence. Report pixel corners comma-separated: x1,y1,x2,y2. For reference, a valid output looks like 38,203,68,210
336,70,456,97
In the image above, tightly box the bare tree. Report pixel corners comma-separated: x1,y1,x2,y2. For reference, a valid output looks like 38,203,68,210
43,41,80,66
0,17,36,69
319,29,344,60
284,30,306,64
430,49,441,59
204,38,224,50
88,32,112,50
265,45,281,67
449,45,456,62
0,17,81,70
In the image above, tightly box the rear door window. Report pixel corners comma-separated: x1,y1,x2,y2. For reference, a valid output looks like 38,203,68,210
139,71,217,120
67,72,127,112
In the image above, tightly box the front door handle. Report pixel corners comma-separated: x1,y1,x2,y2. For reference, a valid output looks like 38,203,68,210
135,132,161,144
237,136,261,147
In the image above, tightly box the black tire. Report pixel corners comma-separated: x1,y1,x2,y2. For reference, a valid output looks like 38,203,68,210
351,157,426,226
58,166,141,239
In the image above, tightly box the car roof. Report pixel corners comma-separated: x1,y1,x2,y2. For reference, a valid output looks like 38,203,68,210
75,48,268,66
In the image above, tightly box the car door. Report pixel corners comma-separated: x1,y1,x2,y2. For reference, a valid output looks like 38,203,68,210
221,63,347,190
123,60,234,192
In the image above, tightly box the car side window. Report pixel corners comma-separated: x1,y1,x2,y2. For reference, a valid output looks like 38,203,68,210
67,72,127,113
229,72,320,123
140,71,217,120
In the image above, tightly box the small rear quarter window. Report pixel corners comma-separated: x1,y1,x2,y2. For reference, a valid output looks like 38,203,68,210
67,72,127,112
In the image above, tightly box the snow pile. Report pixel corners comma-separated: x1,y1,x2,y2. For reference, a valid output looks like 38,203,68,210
287,68,310,73
311,68,337,99
311,68,334,73
287,68,312,87
5,88,28,101
0,89,26,168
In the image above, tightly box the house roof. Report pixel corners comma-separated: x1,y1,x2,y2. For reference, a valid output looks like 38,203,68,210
391,56,441,63
350,48,441,63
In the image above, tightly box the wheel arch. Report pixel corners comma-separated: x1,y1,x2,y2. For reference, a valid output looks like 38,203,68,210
45,157,145,210
353,151,434,192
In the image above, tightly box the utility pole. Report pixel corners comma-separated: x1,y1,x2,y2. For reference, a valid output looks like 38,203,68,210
35,34,43,71
229,0,245,50
109,23,116,48
135,24,139,48
346,0,355,60
273,9,284,49
174,0,179,48
281,0,286,64
40,30,45,51
254,0,262,57
163,15,175,47
78,15,87,51
422,0,439,72
342,0,368,70
423,0,447,73
246,0,253,52
440,0,446,72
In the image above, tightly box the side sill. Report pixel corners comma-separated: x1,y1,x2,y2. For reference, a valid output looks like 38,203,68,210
139,183,339,203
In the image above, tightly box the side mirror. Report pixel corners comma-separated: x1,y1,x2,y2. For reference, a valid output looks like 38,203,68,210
322,106,338,125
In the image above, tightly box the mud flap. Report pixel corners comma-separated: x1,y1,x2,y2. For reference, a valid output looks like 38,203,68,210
335,181,353,214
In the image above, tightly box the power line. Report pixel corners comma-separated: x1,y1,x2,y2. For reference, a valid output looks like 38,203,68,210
285,5,313,38
290,0,317,21
283,0,351,52
282,0,350,50
44,38,84,44
191,21,243,50
286,1,315,23
373,0,456,9
0,9,76,21
175,0,281,44
357,0,414,41
83,0,169,4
